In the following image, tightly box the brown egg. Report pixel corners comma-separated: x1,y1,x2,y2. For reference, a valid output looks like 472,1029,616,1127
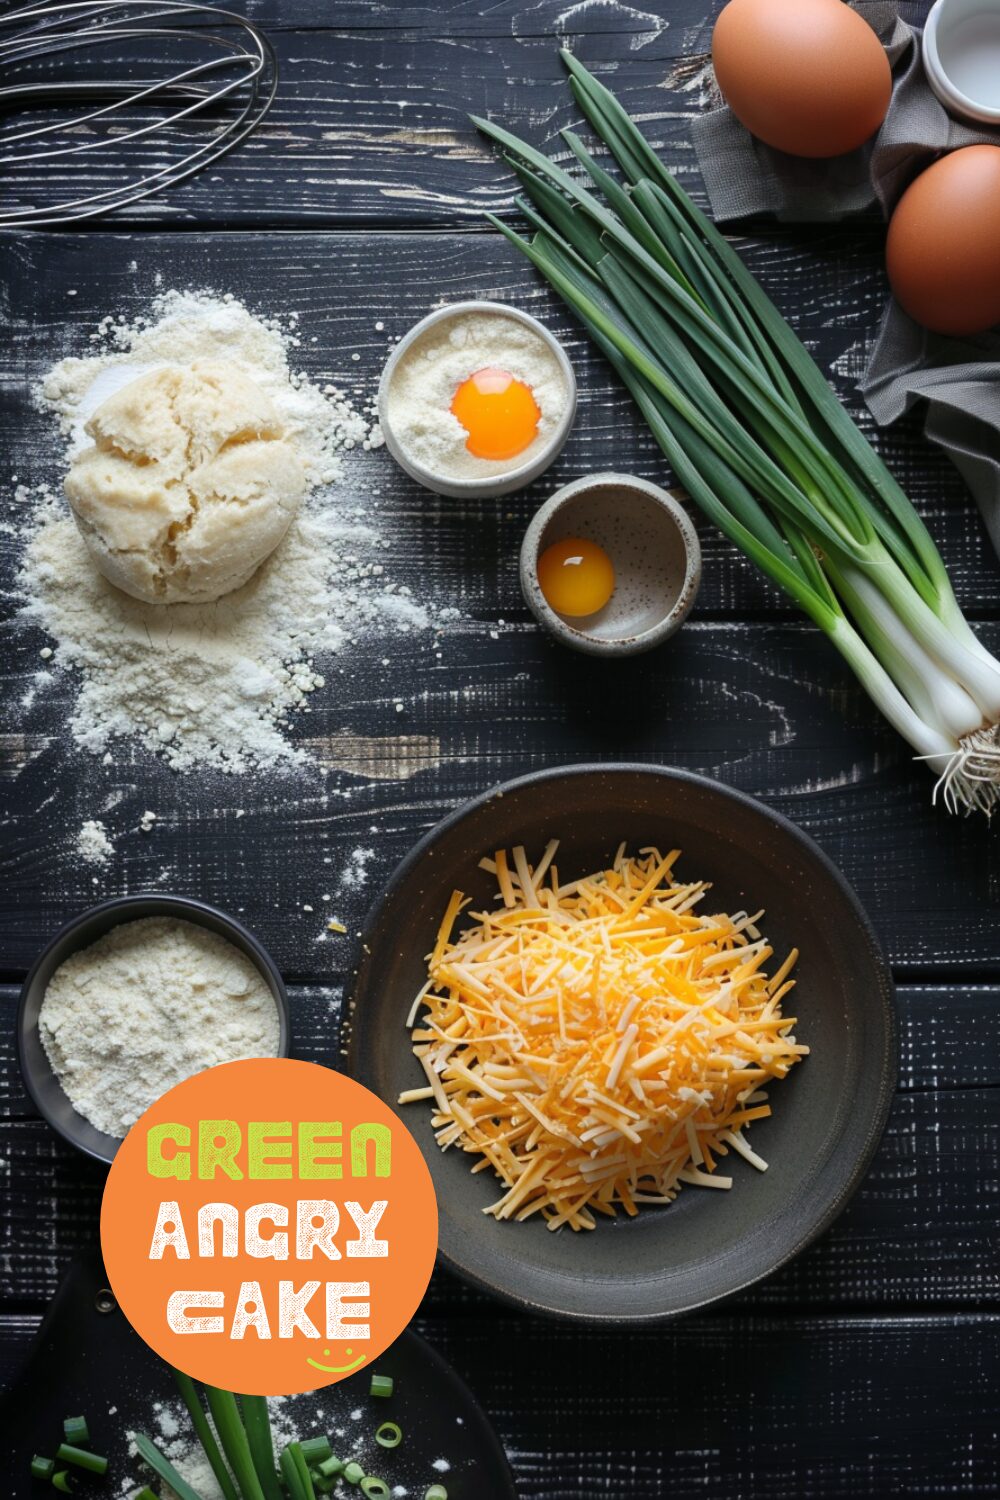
886,145,1000,336
712,0,892,158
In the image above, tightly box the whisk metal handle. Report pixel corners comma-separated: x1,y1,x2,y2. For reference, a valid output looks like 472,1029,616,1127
0,80,215,106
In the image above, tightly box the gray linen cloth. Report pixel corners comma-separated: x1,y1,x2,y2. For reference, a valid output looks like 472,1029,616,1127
691,3,1000,552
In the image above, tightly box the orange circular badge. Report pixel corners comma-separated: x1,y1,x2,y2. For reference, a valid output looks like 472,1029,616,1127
100,1058,438,1396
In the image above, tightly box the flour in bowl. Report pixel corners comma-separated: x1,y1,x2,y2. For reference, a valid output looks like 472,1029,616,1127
39,916,280,1137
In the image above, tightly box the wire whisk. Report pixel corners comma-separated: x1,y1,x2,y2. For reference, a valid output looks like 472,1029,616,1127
0,1,277,226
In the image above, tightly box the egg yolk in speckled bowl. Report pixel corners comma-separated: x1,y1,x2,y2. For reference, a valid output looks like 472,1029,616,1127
537,536,616,618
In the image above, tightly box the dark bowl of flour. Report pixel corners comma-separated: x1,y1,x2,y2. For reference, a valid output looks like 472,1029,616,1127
18,894,290,1165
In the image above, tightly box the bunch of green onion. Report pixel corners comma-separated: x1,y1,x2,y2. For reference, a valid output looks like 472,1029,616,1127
474,52,1000,816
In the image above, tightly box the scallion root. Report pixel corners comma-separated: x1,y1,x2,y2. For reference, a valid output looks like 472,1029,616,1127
931,726,1000,815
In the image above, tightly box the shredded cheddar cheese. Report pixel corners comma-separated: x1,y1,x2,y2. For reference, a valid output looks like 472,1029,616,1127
400,842,808,1231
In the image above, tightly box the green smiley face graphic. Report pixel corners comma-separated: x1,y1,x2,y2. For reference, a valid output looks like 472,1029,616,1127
306,1345,367,1375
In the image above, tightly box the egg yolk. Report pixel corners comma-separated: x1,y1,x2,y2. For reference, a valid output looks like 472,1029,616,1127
450,367,540,461
537,537,615,618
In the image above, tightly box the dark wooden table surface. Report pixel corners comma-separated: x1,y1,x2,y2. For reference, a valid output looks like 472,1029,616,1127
2,1,998,1494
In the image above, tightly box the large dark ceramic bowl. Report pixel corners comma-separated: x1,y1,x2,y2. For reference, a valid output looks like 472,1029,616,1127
345,764,896,1323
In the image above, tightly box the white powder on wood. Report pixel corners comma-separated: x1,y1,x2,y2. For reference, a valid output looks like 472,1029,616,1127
19,490,376,772
39,916,279,1137
16,290,444,773
384,309,568,479
339,845,376,890
76,818,113,865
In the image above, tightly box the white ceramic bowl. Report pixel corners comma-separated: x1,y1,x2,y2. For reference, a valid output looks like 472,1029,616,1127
520,473,702,658
377,299,577,499
923,0,1000,124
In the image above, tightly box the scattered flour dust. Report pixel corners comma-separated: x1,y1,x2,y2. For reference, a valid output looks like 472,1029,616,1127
339,845,376,890
15,290,434,775
76,817,113,865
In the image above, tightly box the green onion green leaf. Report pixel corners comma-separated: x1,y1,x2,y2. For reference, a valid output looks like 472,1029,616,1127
240,1395,282,1500
134,1433,208,1500
203,1388,267,1500
473,53,1000,815
174,1371,239,1500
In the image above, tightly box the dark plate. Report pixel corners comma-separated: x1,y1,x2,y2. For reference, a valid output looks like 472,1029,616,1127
4,1254,515,1499
344,764,896,1323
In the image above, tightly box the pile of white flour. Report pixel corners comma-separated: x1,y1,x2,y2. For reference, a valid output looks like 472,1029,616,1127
38,915,279,1137
16,290,429,773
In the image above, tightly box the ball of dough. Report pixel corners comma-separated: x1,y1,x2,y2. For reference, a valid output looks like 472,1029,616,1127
64,361,307,604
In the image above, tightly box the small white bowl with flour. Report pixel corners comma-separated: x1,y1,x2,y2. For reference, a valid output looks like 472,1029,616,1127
378,300,576,498
18,895,290,1163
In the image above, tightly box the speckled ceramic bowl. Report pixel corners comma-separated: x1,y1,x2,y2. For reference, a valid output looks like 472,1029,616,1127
520,473,701,656
377,299,577,499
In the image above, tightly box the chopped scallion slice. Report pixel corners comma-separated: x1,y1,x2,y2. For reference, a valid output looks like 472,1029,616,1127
299,1437,332,1463
343,1461,365,1485
424,1486,448,1500
375,1422,402,1450
55,1445,107,1476
369,1375,393,1399
62,1417,89,1448
360,1479,389,1499
51,1475,74,1495
318,1456,344,1479
30,1456,55,1481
